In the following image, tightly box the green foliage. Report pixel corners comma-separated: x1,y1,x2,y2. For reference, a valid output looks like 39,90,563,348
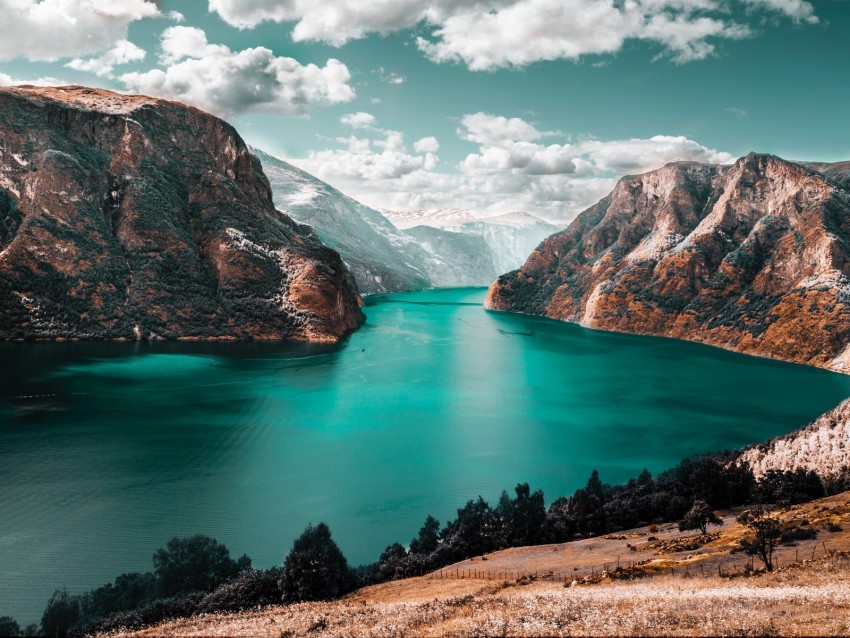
41,589,79,638
409,515,440,555
153,535,249,598
279,523,354,603
737,505,782,571
0,616,21,636
678,499,724,534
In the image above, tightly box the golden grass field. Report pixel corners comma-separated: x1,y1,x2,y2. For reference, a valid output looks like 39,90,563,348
101,493,850,637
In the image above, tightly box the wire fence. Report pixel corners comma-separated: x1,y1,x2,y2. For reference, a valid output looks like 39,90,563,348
425,540,845,584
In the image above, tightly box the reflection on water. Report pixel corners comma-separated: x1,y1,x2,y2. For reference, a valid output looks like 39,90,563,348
2,287,850,624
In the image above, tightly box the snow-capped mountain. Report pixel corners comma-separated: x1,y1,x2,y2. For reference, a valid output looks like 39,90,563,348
384,209,561,275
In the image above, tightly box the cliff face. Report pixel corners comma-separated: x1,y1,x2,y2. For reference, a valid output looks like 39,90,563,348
255,149,431,295
0,86,363,341
486,153,850,372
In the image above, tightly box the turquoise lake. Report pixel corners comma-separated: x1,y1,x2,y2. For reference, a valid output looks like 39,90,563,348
2,287,850,624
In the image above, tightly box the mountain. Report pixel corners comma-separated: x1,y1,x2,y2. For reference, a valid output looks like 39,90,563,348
0,86,363,341
403,225,498,287
736,398,850,482
254,149,430,294
384,208,561,280
486,153,850,372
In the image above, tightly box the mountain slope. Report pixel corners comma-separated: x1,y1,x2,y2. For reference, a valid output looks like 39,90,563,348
0,86,363,341
254,149,430,294
486,153,850,372
385,208,560,280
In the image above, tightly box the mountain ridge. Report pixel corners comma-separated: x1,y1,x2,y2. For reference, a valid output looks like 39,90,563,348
0,85,364,341
486,152,850,372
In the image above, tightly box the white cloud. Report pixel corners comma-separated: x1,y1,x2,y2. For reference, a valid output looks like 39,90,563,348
341,112,377,129
0,0,159,62
119,27,355,118
207,0,818,70
286,112,733,223
66,40,146,78
0,72,66,87
376,67,405,84
414,136,440,153
168,11,186,22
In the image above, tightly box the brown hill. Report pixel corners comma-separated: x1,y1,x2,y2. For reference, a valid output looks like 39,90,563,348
486,153,850,372
0,86,363,341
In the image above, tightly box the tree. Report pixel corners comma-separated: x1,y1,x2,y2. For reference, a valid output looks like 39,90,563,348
678,499,724,534
279,523,354,603
0,616,21,636
409,515,440,555
737,505,781,571
153,535,248,598
40,589,79,638
494,483,546,548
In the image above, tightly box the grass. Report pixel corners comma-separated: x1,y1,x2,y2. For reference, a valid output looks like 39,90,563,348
99,493,850,637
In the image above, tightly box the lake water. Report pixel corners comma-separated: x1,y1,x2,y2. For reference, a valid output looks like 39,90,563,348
2,287,849,624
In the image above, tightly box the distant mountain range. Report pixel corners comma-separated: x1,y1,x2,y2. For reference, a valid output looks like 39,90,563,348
487,153,850,372
256,151,559,294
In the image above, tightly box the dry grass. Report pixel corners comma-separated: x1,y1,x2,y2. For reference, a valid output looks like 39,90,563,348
100,494,850,638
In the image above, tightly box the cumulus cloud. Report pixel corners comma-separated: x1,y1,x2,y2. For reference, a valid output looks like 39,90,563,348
119,26,355,118
414,136,440,153
66,40,146,78
0,0,159,62
287,112,733,222
341,112,377,129
207,0,818,69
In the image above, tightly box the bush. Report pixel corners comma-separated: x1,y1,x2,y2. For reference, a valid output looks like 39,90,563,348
279,523,354,603
0,616,21,636
41,589,80,638
153,535,250,598
678,499,724,534
197,568,283,613
780,525,817,544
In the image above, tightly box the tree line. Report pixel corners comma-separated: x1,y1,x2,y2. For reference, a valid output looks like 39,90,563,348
4,454,842,637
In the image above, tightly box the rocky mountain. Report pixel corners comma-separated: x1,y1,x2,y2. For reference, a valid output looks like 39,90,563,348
736,398,850,482
385,208,560,281
256,152,542,291
403,225,497,287
254,149,430,294
0,86,363,341
486,153,850,372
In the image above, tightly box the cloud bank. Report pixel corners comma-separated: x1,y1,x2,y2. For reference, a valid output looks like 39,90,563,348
289,112,733,222
209,0,818,69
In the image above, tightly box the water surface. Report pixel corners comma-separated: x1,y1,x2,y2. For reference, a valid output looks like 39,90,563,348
2,287,849,624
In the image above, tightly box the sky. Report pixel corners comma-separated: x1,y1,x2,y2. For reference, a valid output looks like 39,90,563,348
0,0,848,223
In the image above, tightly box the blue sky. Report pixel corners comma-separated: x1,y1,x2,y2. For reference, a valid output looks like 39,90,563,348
0,0,847,222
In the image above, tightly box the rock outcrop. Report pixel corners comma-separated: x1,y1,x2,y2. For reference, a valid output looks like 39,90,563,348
0,86,363,341
486,153,850,372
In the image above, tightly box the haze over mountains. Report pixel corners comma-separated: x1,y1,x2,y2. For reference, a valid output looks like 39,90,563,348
487,153,850,372
257,150,559,293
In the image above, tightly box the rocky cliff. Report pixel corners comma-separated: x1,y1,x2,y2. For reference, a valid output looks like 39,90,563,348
0,86,363,341
255,149,430,294
486,153,850,372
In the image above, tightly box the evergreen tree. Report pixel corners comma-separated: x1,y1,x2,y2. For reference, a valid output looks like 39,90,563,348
279,523,354,602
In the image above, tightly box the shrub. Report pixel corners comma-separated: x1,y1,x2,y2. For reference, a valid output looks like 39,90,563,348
0,616,21,636
41,589,80,638
279,523,354,603
197,568,283,613
678,499,724,534
153,535,250,598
